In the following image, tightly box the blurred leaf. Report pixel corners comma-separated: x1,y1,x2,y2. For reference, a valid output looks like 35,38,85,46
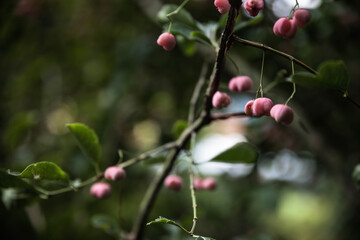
147,216,188,233
143,155,167,165
172,120,188,139
0,170,33,189
233,14,264,32
17,162,70,183
66,123,101,164
194,237,216,240
317,60,349,91
292,60,349,91
209,142,258,163
91,214,121,238
352,164,360,190
190,31,213,46
157,4,197,29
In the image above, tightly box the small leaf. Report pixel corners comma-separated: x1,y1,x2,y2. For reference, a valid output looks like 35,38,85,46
209,142,258,164
292,60,349,91
17,162,70,183
91,214,121,237
317,60,349,91
0,170,33,189
353,164,360,190
67,123,101,164
194,237,216,240
157,4,197,29
147,216,188,234
172,120,188,139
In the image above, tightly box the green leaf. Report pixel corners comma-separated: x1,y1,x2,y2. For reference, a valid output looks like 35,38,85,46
317,60,349,91
91,214,121,237
0,170,33,189
353,164,360,190
233,14,264,32
194,237,216,240
66,123,101,164
209,142,258,164
292,60,349,91
147,216,188,234
172,120,188,139
157,4,197,29
17,162,70,183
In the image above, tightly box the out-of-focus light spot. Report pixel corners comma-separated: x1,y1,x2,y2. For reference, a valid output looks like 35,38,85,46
46,105,75,135
269,0,322,18
258,149,316,183
132,120,161,151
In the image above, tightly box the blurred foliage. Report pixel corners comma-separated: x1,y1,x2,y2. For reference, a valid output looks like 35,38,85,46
1,0,360,240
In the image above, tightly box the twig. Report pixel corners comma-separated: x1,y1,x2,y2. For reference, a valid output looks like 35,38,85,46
211,112,246,120
188,62,209,124
118,141,178,168
232,35,360,109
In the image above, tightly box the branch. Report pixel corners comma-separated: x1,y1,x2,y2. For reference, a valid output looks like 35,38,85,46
232,35,360,109
211,112,246,120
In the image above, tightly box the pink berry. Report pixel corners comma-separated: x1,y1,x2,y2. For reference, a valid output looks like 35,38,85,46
270,104,294,125
212,91,231,109
244,100,255,116
244,0,264,17
104,166,126,181
157,32,176,51
193,177,203,190
214,0,231,14
90,182,111,199
164,175,182,191
202,178,217,190
294,9,312,27
273,17,298,39
228,76,253,92
252,97,273,117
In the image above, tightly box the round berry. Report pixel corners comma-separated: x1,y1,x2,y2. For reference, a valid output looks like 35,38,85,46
157,32,176,51
294,9,312,27
104,166,126,181
90,182,111,199
212,91,231,109
164,175,182,191
193,177,203,190
228,76,253,92
244,0,264,17
214,0,231,14
202,178,217,190
252,97,274,117
273,17,298,39
244,100,255,116
270,104,294,125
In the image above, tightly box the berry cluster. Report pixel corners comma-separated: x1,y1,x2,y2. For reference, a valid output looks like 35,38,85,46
214,0,264,17
90,166,126,199
273,9,312,40
164,175,217,191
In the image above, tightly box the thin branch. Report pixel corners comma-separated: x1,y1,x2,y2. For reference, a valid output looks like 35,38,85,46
233,35,360,109
211,112,246,120
118,141,178,168
188,62,208,124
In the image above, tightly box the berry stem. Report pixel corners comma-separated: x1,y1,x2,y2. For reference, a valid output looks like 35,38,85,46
288,0,300,18
285,60,296,105
188,133,198,235
166,0,190,32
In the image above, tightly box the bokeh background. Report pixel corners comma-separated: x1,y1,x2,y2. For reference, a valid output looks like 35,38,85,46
1,0,360,239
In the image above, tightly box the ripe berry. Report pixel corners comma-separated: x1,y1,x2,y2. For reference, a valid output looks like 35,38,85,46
214,0,231,14
270,104,294,125
244,99,255,116
228,76,253,92
157,32,176,51
104,166,126,181
294,9,312,27
90,182,111,199
202,178,217,190
244,0,264,17
212,91,231,109
164,175,182,191
193,177,203,190
252,97,273,117
273,17,298,39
